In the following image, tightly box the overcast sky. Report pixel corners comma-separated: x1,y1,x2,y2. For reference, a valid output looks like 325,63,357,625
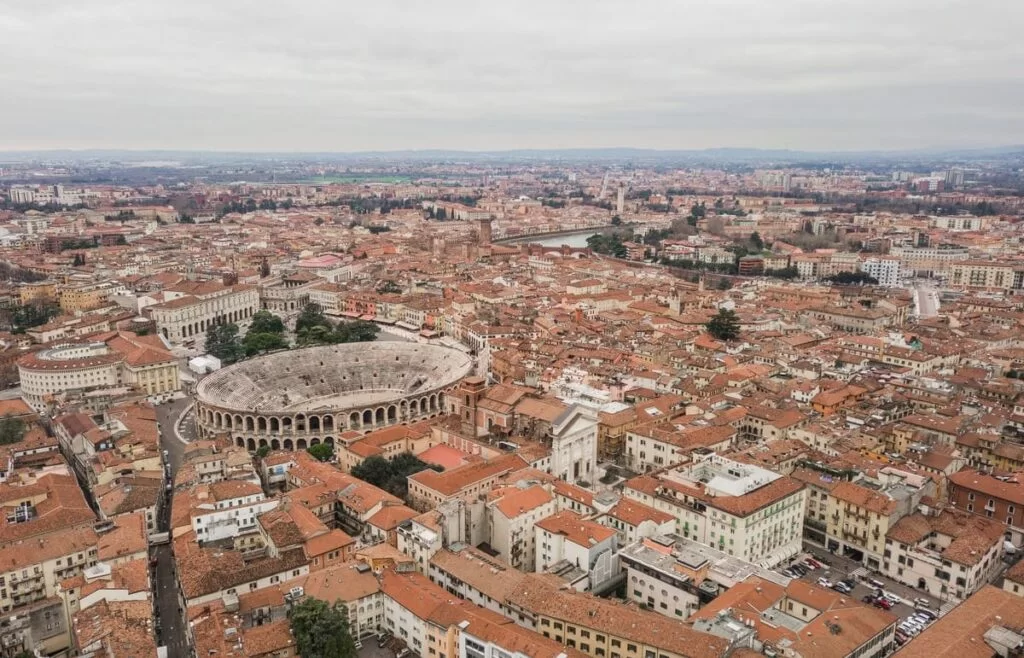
1,0,1022,152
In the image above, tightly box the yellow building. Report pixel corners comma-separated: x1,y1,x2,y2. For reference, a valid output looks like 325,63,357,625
825,481,899,569
58,283,106,312
19,280,57,305
949,260,1024,291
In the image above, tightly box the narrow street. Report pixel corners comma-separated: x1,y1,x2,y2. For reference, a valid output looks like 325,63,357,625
152,397,193,656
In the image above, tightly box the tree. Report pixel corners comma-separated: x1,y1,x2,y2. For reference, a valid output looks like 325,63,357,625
248,310,285,335
297,324,335,347
376,280,402,295
705,308,741,341
705,217,726,236
749,231,764,251
9,301,60,333
0,415,26,445
206,323,244,364
610,215,622,226
313,217,325,226
307,443,334,462
351,452,439,499
335,320,379,343
825,271,878,285
586,233,628,258
72,253,85,267
289,596,357,658
243,331,288,356
256,445,271,459
296,303,331,334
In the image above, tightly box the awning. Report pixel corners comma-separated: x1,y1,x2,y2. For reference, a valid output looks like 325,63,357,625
396,321,419,331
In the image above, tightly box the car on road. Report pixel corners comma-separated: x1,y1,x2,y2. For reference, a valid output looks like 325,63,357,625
913,597,930,608
832,581,852,594
805,557,823,569
873,598,893,610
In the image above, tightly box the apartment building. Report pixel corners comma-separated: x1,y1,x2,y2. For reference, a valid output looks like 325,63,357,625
823,478,933,569
534,510,618,590
949,260,1024,291
623,454,807,567
0,526,99,613
624,421,735,472
883,506,1004,602
182,481,278,544
58,281,122,313
427,544,730,658
860,257,904,287
620,533,791,622
487,484,555,572
948,469,1024,546
407,453,528,511
19,331,180,410
889,244,969,277
896,585,1024,657
690,576,897,658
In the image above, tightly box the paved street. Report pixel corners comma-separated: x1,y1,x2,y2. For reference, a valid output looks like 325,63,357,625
794,545,949,620
152,397,194,657
913,283,940,318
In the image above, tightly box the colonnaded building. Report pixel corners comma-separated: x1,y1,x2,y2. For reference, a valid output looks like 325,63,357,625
195,342,475,451
145,280,260,344
18,331,181,410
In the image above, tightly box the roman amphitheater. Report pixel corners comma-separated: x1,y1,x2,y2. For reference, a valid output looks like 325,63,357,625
195,342,475,451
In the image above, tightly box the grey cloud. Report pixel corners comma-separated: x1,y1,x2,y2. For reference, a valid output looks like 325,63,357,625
0,0,1022,151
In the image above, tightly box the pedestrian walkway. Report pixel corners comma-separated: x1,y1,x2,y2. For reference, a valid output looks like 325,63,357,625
849,566,868,580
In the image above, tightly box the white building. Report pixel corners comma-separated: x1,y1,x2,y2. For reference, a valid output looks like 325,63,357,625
191,482,279,544
884,507,1005,602
860,257,904,287
146,280,259,343
535,510,619,590
547,405,599,486
623,453,807,568
487,484,556,572
620,534,791,621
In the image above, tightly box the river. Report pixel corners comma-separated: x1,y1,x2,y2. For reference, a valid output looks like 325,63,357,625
510,231,601,248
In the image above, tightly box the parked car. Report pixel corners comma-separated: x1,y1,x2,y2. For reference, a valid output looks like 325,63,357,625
914,608,938,620
913,597,931,608
874,598,893,610
802,560,818,570
832,582,852,593
817,577,833,588
862,595,876,604
806,558,823,569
